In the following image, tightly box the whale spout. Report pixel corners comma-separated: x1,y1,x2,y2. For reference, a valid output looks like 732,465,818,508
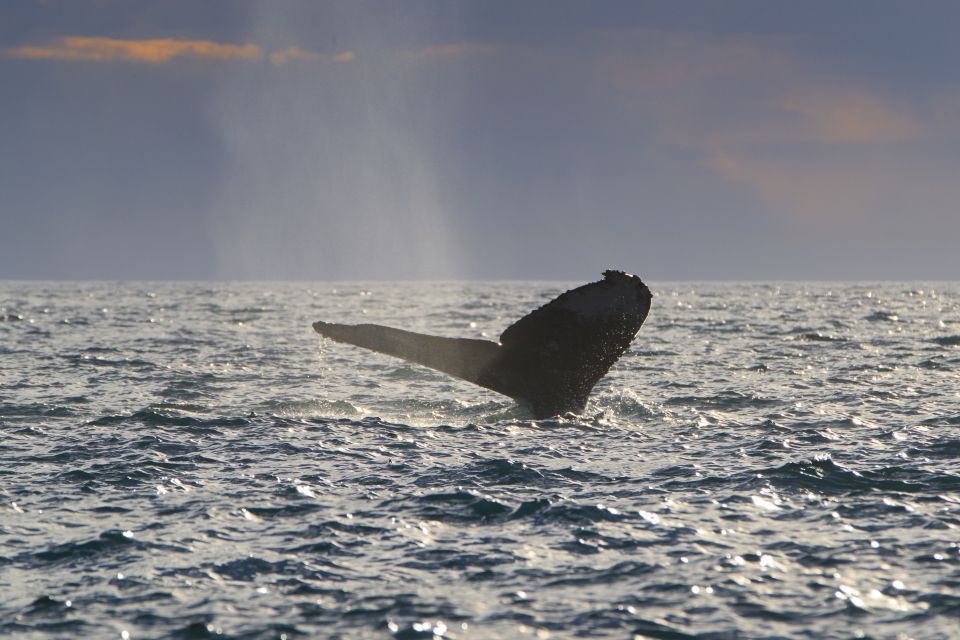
312,270,652,418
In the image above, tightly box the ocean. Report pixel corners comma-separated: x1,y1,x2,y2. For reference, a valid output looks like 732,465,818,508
1,280,959,639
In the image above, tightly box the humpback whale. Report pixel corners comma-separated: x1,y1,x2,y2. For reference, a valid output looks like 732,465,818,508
312,270,652,418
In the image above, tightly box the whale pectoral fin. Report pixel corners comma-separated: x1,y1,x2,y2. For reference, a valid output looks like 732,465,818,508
312,272,652,419
313,321,503,387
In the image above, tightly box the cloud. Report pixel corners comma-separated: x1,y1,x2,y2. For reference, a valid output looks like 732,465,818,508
699,88,922,150
780,89,920,144
706,150,875,224
706,148,960,233
581,29,950,229
269,46,321,64
704,88,928,225
4,36,261,63
269,47,354,65
698,85,927,225
591,30,922,145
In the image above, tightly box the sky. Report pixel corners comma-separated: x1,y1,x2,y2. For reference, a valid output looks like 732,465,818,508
1,0,958,280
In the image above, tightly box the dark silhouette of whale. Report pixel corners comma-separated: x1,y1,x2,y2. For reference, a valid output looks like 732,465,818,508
312,270,652,418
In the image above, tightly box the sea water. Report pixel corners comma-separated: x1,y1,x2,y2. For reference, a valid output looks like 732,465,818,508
1,281,959,639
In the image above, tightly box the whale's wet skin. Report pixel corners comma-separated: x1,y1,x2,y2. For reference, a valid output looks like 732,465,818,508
2,281,959,639
313,271,652,418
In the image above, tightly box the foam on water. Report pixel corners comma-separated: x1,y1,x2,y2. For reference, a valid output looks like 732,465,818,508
1,281,960,638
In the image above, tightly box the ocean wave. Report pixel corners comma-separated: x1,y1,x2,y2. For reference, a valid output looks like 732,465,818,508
4,280,959,639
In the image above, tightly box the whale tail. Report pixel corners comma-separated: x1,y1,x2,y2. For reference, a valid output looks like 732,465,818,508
313,271,652,418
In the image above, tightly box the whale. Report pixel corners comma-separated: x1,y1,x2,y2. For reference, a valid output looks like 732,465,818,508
312,270,652,418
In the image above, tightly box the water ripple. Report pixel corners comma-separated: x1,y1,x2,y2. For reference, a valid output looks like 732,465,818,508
2,281,959,638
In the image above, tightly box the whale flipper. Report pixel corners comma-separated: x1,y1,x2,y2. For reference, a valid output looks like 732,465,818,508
313,270,652,418
311,322,502,386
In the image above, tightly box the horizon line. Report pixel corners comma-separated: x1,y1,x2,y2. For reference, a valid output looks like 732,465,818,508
1,277,958,285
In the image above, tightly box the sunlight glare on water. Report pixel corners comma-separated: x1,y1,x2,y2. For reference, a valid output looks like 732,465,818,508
1,281,959,638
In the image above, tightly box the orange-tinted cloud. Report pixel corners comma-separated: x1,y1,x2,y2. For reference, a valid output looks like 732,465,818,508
270,46,321,64
581,30,932,225
269,47,355,65
700,90,922,150
591,30,924,148
706,150,875,223
700,86,926,224
781,89,920,143
704,147,960,230
5,36,261,63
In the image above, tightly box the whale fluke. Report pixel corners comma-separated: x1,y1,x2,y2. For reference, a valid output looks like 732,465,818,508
313,270,652,418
